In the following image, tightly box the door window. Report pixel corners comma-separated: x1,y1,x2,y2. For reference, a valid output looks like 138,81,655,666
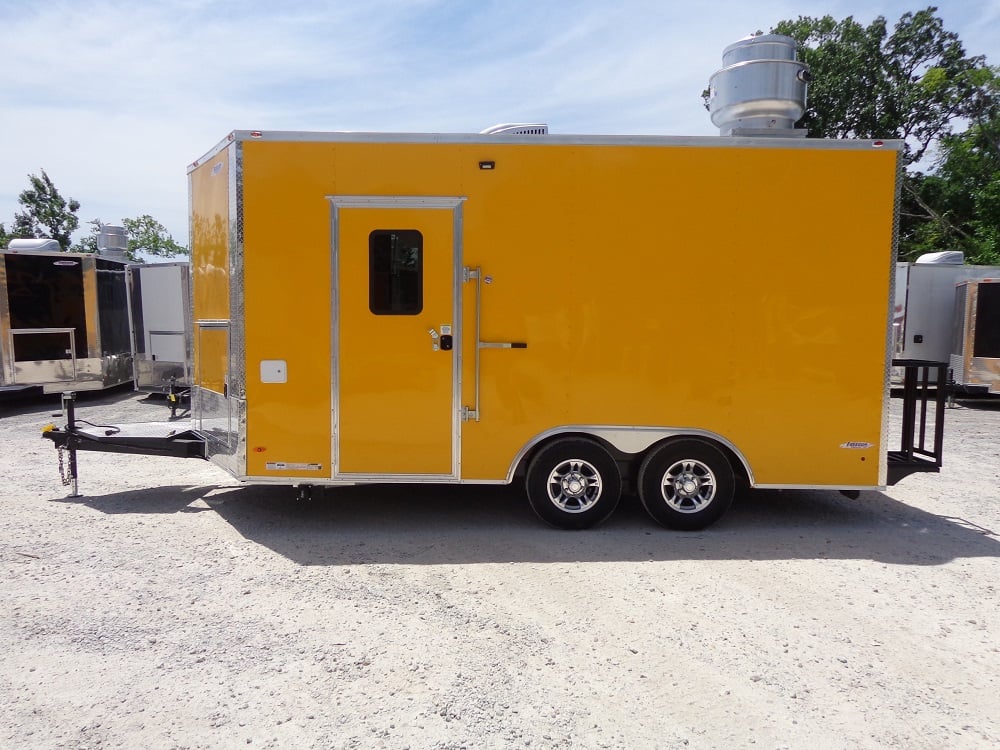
369,230,422,315
973,283,1000,358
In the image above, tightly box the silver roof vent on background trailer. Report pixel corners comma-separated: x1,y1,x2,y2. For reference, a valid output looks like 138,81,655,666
915,251,965,265
708,33,811,137
97,225,128,259
6,238,63,253
480,123,549,135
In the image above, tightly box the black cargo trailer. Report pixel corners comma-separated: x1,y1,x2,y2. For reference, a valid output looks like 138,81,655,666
1,244,133,395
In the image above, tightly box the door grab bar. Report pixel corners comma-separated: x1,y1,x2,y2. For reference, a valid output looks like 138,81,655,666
463,267,528,422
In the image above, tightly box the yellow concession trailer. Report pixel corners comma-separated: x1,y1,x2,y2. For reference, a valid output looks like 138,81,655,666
142,128,939,529
41,35,947,528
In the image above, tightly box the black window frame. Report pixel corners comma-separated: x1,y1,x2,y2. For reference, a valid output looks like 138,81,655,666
368,229,423,315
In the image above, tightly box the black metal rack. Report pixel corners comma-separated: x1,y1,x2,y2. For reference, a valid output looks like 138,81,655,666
888,359,947,484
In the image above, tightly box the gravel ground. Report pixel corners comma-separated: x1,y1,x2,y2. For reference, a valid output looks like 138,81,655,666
2,387,999,749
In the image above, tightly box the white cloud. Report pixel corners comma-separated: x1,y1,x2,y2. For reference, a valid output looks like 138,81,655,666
1,0,995,247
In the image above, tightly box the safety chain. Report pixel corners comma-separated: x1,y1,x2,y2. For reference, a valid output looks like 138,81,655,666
57,447,74,487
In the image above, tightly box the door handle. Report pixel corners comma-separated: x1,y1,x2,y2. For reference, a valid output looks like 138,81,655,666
463,266,527,422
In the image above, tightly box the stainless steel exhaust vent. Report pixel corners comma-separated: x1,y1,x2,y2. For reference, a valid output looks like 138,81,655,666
708,34,810,137
97,225,128,258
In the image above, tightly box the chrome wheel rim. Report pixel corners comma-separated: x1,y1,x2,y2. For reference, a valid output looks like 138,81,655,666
661,459,716,513
546,459,603,513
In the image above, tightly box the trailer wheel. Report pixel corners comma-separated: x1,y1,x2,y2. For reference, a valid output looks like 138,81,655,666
525,438,621,529
637,439,735,530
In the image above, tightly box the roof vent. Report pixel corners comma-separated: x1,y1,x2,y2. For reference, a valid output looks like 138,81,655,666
6,238,63,253
708,33,810,137
480,123,549,136
97,225,129,259
915,251,965,265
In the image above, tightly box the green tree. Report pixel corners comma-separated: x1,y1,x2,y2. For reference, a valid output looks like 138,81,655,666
903,115,1000,264
72,218,103,254
904,65,1000,264
0,222,10,249
123,215,188,260
11,169,81,251
770,7,999,262
772,7,992,163
74,216,188,261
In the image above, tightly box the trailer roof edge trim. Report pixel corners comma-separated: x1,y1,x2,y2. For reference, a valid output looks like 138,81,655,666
186,130,903,173
0,248,128,263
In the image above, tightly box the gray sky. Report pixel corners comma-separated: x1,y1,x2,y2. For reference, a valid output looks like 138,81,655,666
1,0,997,249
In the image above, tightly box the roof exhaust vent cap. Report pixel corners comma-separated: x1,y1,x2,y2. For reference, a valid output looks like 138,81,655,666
708,33,810,137
97,225,129,258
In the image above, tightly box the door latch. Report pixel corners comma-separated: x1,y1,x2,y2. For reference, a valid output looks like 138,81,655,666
429,325,453,352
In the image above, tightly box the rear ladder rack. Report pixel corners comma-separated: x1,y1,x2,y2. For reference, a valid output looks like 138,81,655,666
887,359,947,484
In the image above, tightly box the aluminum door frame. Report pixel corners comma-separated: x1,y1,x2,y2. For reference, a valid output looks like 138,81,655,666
328,195,466,481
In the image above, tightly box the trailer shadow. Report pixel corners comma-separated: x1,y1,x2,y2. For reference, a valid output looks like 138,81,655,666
950,396,1000,412
60,482,1000,566
50,484,220,514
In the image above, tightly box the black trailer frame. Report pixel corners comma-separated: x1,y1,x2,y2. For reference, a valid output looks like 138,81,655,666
41,361,947,498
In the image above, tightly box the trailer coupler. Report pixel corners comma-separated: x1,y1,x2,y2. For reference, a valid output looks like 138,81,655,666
42,392,208,496
166,376,191,419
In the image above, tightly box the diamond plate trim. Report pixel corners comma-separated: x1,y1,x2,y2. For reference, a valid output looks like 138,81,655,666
228,142,247,401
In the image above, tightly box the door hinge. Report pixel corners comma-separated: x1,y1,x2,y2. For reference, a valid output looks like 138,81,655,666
461,406,479,422
463,266,480,283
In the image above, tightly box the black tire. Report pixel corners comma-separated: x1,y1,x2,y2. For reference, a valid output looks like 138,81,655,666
637,439,735,530
525,438,622,530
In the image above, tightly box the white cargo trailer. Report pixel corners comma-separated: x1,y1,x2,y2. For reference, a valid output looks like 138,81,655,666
126,261,192,393
894,258,1000,363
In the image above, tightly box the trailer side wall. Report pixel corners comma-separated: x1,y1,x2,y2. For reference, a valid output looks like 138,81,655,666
191,134,899,488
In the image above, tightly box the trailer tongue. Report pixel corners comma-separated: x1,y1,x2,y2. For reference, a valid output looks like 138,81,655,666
41,392,207,497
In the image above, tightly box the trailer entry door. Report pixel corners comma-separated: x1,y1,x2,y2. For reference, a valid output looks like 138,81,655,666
333,199,463,478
